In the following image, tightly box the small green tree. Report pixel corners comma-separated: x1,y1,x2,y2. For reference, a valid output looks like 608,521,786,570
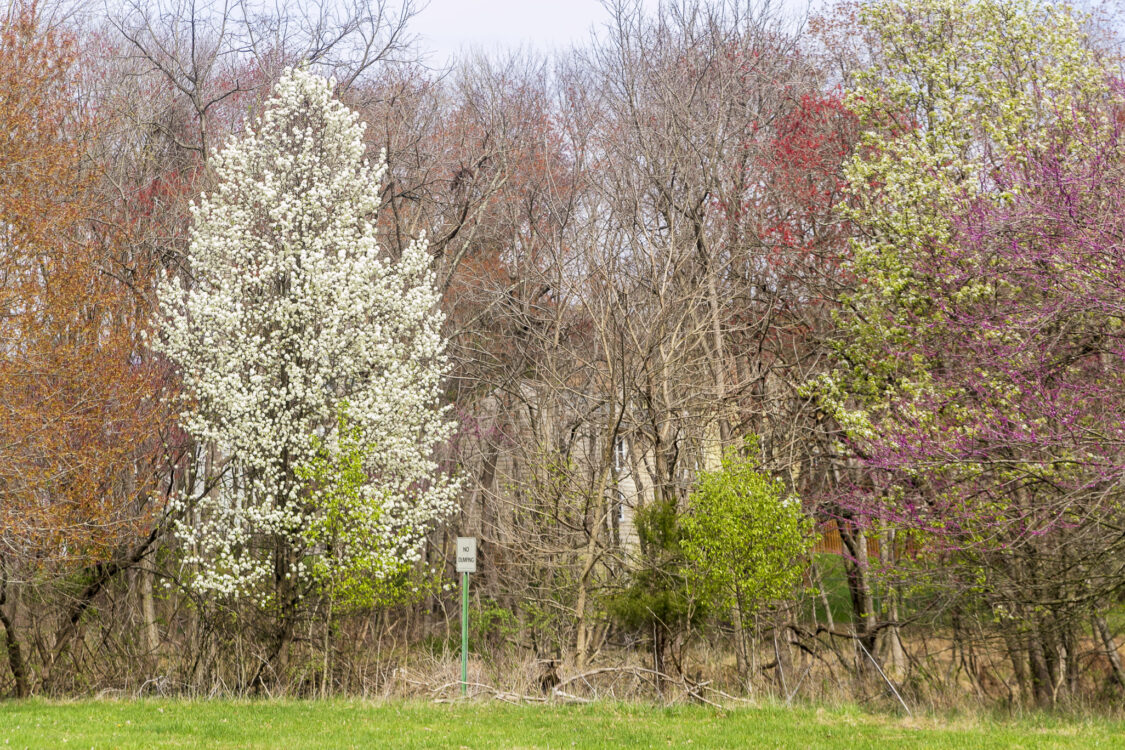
297,404,425,614
681,448,814,682
296,403,434,696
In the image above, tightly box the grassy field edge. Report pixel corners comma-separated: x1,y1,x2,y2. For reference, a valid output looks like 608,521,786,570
2,698,1125,749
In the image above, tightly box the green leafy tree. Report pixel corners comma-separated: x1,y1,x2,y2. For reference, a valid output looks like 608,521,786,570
681,448,814,682
296,404,428,614
296,403,436,697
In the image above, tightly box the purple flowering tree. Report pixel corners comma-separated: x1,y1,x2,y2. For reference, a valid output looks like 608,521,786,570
853,99,1125,703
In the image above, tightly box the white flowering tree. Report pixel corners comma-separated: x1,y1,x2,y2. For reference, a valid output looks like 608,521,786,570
157,68,456,639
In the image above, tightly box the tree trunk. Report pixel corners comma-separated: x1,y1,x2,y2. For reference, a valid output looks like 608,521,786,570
1027,630,1053,707
772,625,790,697
653,622,665,698
732,598,748,689
1003,629,1030,704
574,423,616,669
0,576,29,698
878,526,905,679
812,559,835,632
573,524,603,669
1095,615,1125,689
44,529,160,691
838,521,876,653
141,567,160,655
321,598,333,700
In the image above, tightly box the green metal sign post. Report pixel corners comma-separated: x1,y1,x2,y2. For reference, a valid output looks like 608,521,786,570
461,570,469,694
456,537,476,697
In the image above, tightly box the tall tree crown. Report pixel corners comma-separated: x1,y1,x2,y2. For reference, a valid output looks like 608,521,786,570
158,67,455,601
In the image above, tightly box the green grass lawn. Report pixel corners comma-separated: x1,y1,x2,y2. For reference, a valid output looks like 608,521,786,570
1,699,1123,749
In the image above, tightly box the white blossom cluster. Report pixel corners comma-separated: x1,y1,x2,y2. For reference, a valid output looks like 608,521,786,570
156,67,457,602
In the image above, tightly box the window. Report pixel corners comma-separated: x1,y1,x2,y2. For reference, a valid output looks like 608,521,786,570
613,436,628,474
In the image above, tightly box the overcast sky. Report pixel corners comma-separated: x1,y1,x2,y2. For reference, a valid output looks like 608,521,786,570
409,0,637,64
409,0,814,65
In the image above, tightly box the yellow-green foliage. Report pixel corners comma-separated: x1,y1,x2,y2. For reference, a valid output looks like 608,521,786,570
820,0,1109,432
297,404,430,612
681,448,814,617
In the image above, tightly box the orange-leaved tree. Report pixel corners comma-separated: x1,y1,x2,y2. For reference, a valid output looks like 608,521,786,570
0,1,173,697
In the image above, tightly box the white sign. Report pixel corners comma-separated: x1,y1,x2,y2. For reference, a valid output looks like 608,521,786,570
456,537,477,573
